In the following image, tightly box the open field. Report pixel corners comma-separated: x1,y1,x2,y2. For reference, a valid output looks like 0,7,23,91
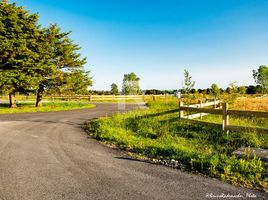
85,101,268,192
234,98,268,112
179,98,268,132
200,114,268,130
0,101,95,114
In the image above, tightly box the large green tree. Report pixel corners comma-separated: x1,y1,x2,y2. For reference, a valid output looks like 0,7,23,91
34,24,88,107
0,1,91,107
0,1,45,107
122,72,140,95
253,65,268,93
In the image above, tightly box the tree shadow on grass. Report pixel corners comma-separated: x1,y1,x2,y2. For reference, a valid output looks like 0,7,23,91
0,102,35,108
0,103,10,108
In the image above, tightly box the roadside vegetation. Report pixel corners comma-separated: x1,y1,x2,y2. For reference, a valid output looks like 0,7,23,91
0,101,95,114
85,101,268,192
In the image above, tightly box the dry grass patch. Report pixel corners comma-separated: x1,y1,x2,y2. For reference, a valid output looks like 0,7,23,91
233,98,268,112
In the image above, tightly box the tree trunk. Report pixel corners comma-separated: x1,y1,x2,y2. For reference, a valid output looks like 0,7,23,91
9,91,17,108
36,85,44,107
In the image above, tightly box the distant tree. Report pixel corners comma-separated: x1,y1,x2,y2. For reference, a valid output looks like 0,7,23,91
180,89,186,94
144,89,163,95
183,70,195,94
88,90,98,95
238,86,247,95
210,83,220,98
122,72,140,95
226,82,238,94
89,90,111,95
111,83,119,95
246,85,256,94
197,89,203,93
256,85,263,93
253,65,268,93
190,88,196,94
205,88,212,94
224,82,239,103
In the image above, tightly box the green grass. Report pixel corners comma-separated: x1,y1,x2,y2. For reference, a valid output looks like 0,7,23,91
85,101,268,192
0,101,95,114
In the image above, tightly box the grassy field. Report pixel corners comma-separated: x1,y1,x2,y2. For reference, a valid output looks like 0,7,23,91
190,97,268,129
234,98,268,111
85,101,268,192
0,101,95,114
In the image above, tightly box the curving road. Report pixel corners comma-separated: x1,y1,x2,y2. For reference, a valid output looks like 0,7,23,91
0,103,267,200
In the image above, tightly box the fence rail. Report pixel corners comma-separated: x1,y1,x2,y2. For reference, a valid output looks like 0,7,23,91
179,101,268,134
0,94,170,101
227,110,268,118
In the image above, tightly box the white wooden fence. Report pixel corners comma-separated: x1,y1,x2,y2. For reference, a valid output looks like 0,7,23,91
179,100,268,134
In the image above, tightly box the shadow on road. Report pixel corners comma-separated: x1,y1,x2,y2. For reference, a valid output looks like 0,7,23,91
114,156,150,164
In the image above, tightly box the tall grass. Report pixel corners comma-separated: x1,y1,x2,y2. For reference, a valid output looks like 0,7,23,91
233,98,268,111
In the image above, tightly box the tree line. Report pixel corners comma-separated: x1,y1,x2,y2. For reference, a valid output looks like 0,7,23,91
91,66,267,96
181,65,267,97
90,84,265,96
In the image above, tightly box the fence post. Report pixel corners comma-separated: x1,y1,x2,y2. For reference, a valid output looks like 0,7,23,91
214,98,217,109
89,95,92,102
179,101,184,118
199,100,202,119
222,102,229,134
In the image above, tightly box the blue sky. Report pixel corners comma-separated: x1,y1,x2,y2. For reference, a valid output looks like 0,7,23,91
13,0,268,90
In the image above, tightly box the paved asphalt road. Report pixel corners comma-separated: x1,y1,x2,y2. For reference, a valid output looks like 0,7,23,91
0,103,267,200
